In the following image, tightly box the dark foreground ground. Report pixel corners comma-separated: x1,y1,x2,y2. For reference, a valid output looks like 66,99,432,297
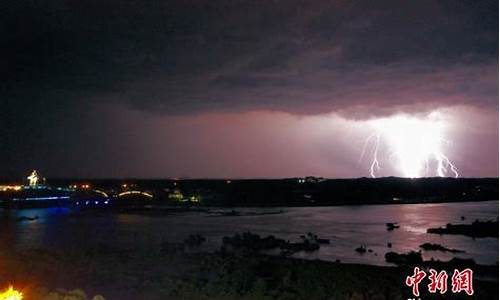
1,242,497,300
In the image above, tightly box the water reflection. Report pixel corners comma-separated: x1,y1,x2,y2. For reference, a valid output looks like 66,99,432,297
1,201,498,266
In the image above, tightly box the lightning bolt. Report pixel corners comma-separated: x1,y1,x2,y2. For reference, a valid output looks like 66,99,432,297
369,134,381,178
436,153,459,178
361,114,459,178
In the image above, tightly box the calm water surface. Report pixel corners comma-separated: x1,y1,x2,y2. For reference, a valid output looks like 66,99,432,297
1,201,498,266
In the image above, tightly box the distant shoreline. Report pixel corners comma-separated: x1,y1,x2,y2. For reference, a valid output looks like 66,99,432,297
1,177,497,208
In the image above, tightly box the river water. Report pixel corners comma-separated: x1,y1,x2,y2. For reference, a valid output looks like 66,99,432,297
1,201,497,266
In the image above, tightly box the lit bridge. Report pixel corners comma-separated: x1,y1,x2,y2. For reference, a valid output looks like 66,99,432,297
74,189,154,208
84,189,154,199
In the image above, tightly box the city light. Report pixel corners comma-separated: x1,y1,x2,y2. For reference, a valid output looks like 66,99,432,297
94,190,109,198
118,191,153,198
0,286,23,300
0,185,22,192
13,196,71,201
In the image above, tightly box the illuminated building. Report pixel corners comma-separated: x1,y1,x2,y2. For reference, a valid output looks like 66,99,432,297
27,170,41,186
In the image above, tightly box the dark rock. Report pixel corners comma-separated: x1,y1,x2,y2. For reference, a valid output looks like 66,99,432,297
184,234,207,247
386,222,400,231
222,232,322,254
385,251,422,265
284,240,320,252
223,232,286,251
355,245,367,254
301,232,330,244
16,215,39,222
160,241,185,255
419,243,464,253
427,220,498,238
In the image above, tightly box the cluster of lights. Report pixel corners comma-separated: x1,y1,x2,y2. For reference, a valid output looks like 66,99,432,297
122,183,137,188
187,195,200,202
76,199,110,206
168,190,184,200
69,184,91,189
178,195,201,203
0,185,22,192
167,190,201,203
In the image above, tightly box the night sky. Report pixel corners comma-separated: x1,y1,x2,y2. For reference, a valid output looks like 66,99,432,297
1,0,498,179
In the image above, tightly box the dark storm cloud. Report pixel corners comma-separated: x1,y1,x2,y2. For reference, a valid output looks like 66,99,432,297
2,0,497,117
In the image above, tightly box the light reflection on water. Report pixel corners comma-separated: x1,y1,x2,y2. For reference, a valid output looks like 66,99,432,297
0,201,497,266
